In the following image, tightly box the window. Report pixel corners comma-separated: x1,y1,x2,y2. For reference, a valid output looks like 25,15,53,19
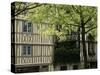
42,66,48,71
73,65,78,69
22,21,32,32
87,33,95,56
88,42,95,56
27,46,31,55
23,46,27,55
22,45,32,56
60,66,67,70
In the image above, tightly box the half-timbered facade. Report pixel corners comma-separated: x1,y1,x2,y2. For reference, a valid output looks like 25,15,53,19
11,17,54,73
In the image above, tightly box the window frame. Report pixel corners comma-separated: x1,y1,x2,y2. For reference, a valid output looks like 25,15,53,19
22,45,32,56
22,21,32,33
88,41,95,56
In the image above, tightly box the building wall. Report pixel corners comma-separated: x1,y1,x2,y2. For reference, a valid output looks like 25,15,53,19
11,18,54,71
54,63,81,71
15,45,53,65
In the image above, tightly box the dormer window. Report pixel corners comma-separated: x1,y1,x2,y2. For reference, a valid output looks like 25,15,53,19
22,21,32,33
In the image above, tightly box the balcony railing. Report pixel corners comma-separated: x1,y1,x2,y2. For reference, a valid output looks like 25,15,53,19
16,56,52,65
12,32,54,45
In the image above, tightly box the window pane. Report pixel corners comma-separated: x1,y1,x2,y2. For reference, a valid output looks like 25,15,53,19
22,46,26,55
27,46,31,55
28,22,32,32
23,21,27,32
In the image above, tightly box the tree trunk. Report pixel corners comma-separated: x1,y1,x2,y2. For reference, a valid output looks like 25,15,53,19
77,26,80,49
79,7,88,68
81,25,88,68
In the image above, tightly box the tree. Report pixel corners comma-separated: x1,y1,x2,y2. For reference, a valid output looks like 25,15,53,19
28,4,97,68
70,6,97,68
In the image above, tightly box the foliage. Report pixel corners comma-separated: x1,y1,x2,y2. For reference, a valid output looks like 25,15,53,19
28,4,97,40
54,41,80,64
28,3,97,66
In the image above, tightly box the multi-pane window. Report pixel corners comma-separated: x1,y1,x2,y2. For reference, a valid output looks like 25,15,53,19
22,45,32,56
22,21,32,32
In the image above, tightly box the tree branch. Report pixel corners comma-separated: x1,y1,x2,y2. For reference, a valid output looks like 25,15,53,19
15,3,23,14
85,26,97,34
84,16,93,25
65,23,80,27
72,5,80,14
15,4,43,16
85,22,95,28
